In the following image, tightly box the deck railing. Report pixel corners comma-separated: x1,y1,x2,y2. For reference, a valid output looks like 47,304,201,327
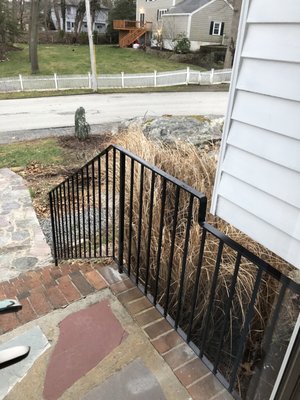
49,145,300,400
113,20,152,30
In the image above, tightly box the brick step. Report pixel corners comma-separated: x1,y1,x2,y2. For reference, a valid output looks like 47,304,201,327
0,262,108,335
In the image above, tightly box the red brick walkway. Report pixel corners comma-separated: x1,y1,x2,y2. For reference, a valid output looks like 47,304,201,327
0,261,232,400
0,261,107,335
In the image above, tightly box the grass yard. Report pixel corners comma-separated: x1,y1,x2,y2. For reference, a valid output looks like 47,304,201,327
0,138,64,168
0,44,204,77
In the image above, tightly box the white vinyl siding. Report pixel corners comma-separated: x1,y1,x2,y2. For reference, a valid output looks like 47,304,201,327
211,0,300,269
162,15,189,38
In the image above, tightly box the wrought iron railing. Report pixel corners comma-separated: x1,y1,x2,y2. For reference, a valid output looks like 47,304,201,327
49,145,300,400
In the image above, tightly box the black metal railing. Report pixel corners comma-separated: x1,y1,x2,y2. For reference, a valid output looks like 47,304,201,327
49,145,300,400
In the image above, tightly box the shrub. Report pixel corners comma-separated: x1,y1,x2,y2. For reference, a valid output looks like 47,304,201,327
173,33,191,54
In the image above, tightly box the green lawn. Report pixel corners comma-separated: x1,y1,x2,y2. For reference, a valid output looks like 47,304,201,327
0,44,203,77
0,138,64,168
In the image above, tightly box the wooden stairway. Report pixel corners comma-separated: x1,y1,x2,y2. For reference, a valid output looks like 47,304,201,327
120,28,147,48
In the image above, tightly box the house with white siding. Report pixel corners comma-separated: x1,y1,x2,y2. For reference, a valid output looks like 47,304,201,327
51,0,109,33
211,0,300,398
136,0,234,51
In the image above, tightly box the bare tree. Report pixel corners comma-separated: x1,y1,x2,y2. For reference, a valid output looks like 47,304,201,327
52,0,61,30
61,0,66,31
224,0,242,68
29,0,40,73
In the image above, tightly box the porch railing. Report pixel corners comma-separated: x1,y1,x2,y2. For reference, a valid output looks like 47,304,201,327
49,145,300,400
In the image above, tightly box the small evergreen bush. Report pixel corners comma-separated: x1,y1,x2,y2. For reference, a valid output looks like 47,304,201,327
173,33,191,54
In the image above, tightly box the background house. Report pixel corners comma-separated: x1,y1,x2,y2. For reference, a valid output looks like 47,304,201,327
51,0,109,33
136,0,234,50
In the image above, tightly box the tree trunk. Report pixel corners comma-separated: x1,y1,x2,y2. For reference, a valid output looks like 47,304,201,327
52,0,61,30
224,0,242,69
29,0,40,74
61,0,66,31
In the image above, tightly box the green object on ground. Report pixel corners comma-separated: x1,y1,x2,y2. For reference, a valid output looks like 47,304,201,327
75,107,90,140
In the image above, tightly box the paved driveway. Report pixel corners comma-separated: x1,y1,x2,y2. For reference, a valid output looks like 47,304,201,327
0,92,228,133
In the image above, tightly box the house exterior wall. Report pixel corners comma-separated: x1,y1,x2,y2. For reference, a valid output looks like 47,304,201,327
189,0,233,43
211,0,300,269
162,15,189,38
136,0,184,32
51,5,108,33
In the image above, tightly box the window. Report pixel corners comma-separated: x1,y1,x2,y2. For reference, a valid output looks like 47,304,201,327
209,21,224,36
157,9,168,20
140,13,145,24
67,21,71,31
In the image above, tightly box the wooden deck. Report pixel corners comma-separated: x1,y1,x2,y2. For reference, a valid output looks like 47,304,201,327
113,20,152,48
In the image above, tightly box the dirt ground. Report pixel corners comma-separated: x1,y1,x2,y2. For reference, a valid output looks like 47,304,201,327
19,134,113,218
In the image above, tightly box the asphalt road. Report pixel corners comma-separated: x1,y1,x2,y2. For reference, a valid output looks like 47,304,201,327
0,92,228,133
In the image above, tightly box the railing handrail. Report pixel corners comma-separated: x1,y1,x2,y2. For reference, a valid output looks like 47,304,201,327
202,222,300,294
49,143,300,400
50,144,207,203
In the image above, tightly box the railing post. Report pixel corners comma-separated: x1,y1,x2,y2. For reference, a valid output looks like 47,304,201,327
118,151,126,273
210,68,215,84
154,70,157,87
19,74,23,91
121,72,125,88
186,66,190,85
49,191,58,266
54,73,58,90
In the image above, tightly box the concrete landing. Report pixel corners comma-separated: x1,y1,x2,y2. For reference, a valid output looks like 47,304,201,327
82,358,167,400
0,168,52,282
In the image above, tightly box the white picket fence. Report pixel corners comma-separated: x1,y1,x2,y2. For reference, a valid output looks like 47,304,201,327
0,68,232,93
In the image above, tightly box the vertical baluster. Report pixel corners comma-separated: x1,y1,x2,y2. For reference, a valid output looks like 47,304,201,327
67,179,73,259
175,194,194,329
105,152,109,256
97,156,102,257
164,185,180,317
86,164,91,258
118,151,126,272
112,148,116,259
59,186,66,258
127,158,135,276
53,189,61,261
213,253,241,373
144,171,156,295
49,191,58,265
229,267,263,392
76,172,82,258
92,161,96,257
81,168,86,258
187,222,207,342
154,178,167,305
199,241,224,357
136,164,144,284
72,175,77,258
63,182,70,258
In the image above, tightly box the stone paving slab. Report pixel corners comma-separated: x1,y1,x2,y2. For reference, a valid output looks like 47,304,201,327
0,325,50,399
82,358,167,400
0,168,52,282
